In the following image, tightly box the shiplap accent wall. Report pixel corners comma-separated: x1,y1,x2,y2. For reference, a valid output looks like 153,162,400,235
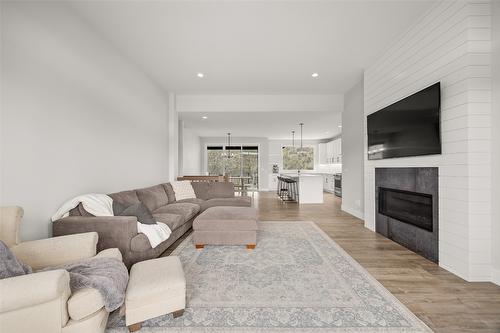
364,0,492,281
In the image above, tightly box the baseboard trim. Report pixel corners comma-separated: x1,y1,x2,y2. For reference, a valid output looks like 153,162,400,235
439,263,469,282
341,204,364,220
492,267,500,286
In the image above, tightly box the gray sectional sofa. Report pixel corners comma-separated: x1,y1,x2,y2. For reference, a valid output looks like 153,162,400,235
52,182,251,267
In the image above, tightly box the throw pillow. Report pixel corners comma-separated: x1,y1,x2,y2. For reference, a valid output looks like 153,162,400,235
112,200,128,216
116,202,156,225
0,240,32,279
170,181,196,201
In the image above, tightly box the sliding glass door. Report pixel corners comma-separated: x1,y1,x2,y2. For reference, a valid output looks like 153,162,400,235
206,145,259,190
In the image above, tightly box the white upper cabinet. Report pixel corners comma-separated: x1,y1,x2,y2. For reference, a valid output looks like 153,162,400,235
318,143,327,164
320,138,342,164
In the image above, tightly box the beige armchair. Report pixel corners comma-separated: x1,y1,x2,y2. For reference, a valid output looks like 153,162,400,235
0,206,123,333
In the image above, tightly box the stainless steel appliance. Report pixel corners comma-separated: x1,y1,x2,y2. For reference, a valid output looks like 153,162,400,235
334,173,342,197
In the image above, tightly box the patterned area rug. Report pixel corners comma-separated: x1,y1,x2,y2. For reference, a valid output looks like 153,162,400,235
107,221,431,332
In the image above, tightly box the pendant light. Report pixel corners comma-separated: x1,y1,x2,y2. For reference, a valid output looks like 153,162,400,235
225,132,233,159
298,123,306,154
289,130,297,156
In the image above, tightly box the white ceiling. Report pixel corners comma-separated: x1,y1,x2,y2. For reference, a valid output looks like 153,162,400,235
71,0,433,94
180,111,341,140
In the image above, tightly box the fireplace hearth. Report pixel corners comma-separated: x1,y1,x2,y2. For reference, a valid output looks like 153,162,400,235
375,168,438,263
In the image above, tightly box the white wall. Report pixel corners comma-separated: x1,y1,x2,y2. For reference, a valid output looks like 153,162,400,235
364,1,493,282
182,126,202,175
491,0,500,285
168,93,178,181
1,2,169,241
176,94,343,113
341,79,364,220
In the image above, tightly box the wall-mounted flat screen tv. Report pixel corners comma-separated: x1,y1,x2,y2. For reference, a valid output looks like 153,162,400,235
367,82,441,160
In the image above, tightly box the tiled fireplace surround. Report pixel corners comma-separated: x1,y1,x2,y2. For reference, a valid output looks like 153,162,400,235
375,168,439,264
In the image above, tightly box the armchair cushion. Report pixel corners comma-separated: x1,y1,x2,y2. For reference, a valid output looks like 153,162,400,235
94,248,123,261
10,232,98,271
67,288,104,321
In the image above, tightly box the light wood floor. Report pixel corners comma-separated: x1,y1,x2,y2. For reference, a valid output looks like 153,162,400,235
166,191,500,333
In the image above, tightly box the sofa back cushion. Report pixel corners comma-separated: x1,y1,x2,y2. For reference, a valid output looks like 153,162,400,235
116,202,156,225
135,184,169,212
161,183,176,203
191,182,210,200
109,190,140,206
207,182,235,199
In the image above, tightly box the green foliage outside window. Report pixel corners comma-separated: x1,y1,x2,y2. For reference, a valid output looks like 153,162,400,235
282,146,314,170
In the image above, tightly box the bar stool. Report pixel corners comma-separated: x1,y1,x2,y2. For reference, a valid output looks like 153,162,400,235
278,176,290,201
289,178,299,202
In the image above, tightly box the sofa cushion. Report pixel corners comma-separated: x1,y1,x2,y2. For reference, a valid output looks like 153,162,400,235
117,202,156,225
170,181,196,201
175,198,205,206
207,182,235,199
135,185,169,212
190,182,210,200
161,183,176,203
152,213,184,231
67,288,104,321
153,203,200,222
109,190,140,206
203,197,252,210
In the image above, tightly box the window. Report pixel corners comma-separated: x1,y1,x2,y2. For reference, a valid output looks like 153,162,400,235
282,146,314,170
207,146,224,176
206,145,259,190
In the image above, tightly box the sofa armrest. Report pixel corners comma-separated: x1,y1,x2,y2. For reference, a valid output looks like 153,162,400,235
52,216,138,260
0,269,70,314
11,232,98,270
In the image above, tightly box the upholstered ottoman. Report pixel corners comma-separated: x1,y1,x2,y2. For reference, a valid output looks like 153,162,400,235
125,256,186,332
193,206,258,249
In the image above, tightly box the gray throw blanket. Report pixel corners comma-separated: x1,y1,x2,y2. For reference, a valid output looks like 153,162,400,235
0,240,32,279
43,257,129,312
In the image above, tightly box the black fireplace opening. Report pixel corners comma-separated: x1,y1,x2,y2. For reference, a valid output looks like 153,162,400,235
378,187,433,232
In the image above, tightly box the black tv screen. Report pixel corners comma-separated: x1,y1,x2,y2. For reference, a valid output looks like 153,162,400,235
367,82,441,160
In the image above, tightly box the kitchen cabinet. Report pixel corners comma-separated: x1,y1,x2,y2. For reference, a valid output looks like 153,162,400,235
320,138,342,164
318,143,327,164
332,139,342,163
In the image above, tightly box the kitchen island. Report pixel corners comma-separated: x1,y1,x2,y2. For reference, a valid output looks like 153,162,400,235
280,173,324,204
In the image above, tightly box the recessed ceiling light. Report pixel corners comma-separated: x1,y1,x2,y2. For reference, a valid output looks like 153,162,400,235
202,116,208,119
311,73,319,78
338,125,342,128
197,73,204,78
